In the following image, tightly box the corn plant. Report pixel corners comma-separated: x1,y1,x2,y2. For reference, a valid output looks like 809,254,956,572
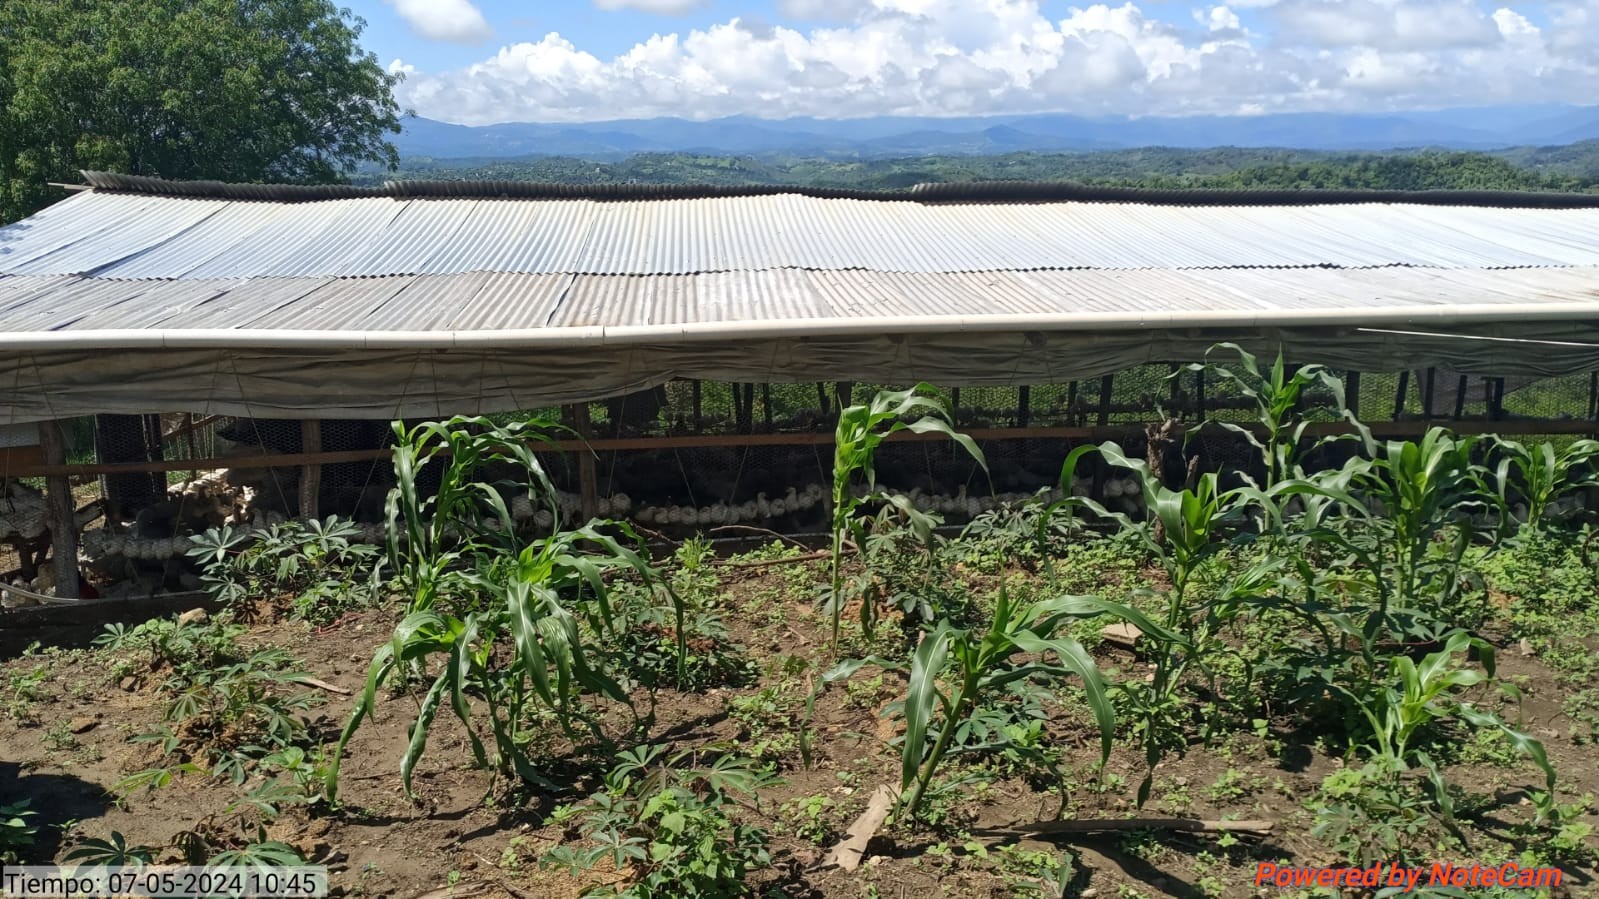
327,522,670,800
1056,443,1285,806
1287,427,1501,641
1493,437,1599,533
832,588,1115,822
387,415,566,614
827,385,985,648
1326,630,1555,821
1183,343,1349,489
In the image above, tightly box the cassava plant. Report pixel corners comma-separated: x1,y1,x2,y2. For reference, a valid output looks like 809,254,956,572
830,588,1115,822
827,385,986,649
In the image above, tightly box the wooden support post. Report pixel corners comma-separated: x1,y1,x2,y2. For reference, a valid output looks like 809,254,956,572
1346,371,1361,419
1452,375,1469,420
1422,367,1437,421
38,420,80,599
1491,377,1506,421
1393,370,1411,420
1016,386,1032,428
816,383,830,416
837,381,854,408
761,384,773,431
1066,382,1079,424
1096,375,1115,427
299,419,322,521
573,403,599,521
692,380,703,429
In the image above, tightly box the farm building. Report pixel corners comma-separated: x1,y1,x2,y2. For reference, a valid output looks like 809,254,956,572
4,172,1599,600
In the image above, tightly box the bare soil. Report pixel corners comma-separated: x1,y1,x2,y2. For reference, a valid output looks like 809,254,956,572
2,554,1597,899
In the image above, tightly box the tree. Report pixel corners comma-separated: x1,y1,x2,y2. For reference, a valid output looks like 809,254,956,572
0,0,403,223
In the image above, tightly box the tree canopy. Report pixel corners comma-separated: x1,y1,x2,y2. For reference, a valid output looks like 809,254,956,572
0,0,402,222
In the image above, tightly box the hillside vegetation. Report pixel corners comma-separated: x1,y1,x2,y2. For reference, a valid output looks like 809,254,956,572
366,144,1599,192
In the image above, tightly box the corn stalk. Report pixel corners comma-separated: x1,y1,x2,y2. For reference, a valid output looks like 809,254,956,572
827,385,985,649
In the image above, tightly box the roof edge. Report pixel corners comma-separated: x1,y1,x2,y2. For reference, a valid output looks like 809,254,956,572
7,302,1599,351
78,170,1599,209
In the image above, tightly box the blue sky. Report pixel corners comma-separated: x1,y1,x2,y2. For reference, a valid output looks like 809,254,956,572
343,0,1594,125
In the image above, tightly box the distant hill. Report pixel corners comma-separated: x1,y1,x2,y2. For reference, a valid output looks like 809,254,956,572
362,147,1599,194
392,104,1599,161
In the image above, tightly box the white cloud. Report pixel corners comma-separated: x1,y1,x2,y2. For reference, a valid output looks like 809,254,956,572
1204,5,1243,31
593,0,710,14
393,0,1599,124
384,0,492,44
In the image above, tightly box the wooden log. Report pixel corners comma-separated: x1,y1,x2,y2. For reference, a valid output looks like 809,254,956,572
37,420,80,600
298,419,322,521
975,817,1274,840
816,783,900,872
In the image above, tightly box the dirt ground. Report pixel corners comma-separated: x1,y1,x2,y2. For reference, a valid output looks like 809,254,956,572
2,550,1597,899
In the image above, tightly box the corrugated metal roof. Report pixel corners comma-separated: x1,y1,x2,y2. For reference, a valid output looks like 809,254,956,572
4,180,1599,346
12,190,1599,281
3,266,1597,336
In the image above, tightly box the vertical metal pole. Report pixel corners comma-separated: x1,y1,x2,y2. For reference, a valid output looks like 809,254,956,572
299,420,322,521
38,420,80,599
573,403,599,521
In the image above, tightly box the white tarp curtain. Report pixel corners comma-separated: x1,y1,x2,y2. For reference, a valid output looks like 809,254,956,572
3,322,1597,424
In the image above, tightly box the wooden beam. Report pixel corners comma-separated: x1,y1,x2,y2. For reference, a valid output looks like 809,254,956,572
298,420,322,521
0,445,44,473
10,417,1598,480
37,421,80,600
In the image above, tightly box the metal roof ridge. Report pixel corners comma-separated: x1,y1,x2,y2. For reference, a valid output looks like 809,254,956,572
76,171,1599,209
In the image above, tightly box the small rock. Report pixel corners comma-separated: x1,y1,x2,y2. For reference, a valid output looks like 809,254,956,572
1519,638,1534,656
68,716,97,734
177,607,208,626
119,676,139,692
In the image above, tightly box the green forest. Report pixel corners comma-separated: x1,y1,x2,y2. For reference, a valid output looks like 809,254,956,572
366,143,1599,192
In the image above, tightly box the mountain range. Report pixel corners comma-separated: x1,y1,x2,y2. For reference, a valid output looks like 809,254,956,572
395,104,1599,161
